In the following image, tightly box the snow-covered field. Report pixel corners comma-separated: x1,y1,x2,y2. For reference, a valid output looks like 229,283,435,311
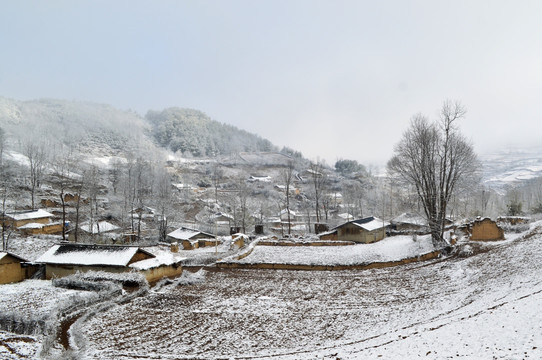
226,235,435,266
2,224,542,359
0,280,100,359
0,280,98,319
70,223,542,359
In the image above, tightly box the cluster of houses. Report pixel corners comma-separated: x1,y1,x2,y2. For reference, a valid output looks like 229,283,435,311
0,203,528,285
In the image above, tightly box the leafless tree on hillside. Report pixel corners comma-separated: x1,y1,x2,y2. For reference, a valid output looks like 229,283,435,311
51,145,77,241
281,160,295,235
309,160,327,225
1,165,15,250
387,100,479,248
23,140,48,209
0,127,6,167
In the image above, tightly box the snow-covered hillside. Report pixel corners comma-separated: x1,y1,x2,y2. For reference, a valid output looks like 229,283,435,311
481,147,542,191
69,223,542,359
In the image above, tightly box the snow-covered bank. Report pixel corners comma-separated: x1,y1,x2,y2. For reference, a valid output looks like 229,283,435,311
222,234,435,266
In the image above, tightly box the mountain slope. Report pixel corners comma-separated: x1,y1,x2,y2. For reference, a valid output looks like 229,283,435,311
0,97,278,159
146,107,275,157
0,96,150,156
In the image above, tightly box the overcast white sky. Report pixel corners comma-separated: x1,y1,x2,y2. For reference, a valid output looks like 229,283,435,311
1,1,541,166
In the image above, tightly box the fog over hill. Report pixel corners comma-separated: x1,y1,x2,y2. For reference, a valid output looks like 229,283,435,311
1,96,541,194
0,97,278,160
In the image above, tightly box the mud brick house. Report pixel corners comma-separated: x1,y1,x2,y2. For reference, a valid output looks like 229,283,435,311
0,252,29,284
167,227,216,250
3,209,54,228
321,216,390,243
36,243,184,282
390,213,429,234
470,218,505,241
69,220,121,243
19,222,64,235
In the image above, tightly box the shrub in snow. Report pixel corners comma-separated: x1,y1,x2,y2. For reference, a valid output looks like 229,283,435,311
458,244,474,257
499,223,530,234
174,269,206,286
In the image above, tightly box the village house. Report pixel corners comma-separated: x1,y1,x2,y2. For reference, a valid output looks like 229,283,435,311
320,216,390,243
279,209,301,222
166,227,216,250
130,206,165,222
35,243,184,282
470,217,505,241
0,252,29,284
211,212,234,225
337,213,355,222
18,221,64,236
3,209,54,229
2,209,64,235
68,220,121,243
390,212,429,234
247,175,272,183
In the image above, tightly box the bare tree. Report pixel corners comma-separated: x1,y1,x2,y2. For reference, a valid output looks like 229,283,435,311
387,100,478,248
236,177,251,233
0,127,5,167
154,167,172,242
1,165,15,250
24,140,48,209
281,160,295,235
210,162,224,206
50,145,77,241
309,160,327,225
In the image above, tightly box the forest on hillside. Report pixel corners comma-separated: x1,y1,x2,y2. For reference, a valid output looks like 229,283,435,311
0,97,277,158
146,107,275,157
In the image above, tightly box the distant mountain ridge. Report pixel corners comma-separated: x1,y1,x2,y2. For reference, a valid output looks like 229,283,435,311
0,97,277,158
480,147,542,191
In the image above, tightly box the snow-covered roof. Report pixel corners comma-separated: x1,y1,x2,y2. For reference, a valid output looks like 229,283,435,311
211,212,233,220
338,213,355,220
5,209,53,221
129,251,186,271
0,252,28,262
131,206,156,214
36,244,154,266
167,227,214,241
352,217,390,231
248,175,272,182
279,209,296,216
80,221,120,234
335,217,390,232
391,213,427,226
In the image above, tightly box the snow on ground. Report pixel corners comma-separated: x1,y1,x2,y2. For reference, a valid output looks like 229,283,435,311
228,234,434,265
0,331,40,360
74,224,542,359
0,280,98,319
